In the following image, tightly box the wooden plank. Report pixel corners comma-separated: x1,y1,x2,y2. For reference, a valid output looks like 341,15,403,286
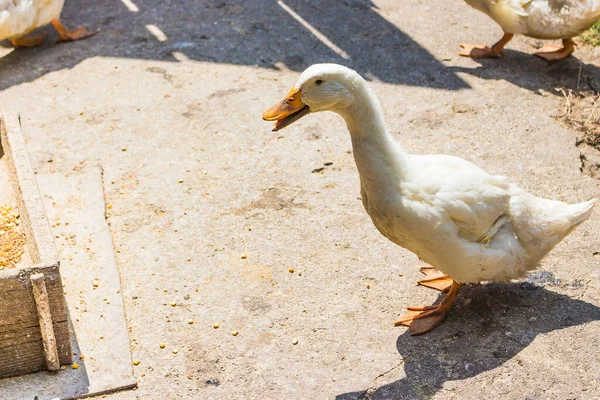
0,268,71,377
54,320,71,365
0,325,42,348
0,274,37,334
0,116,72,379
0,319,69,378
30,273,60,371
0,268,66,328
0,340,45,378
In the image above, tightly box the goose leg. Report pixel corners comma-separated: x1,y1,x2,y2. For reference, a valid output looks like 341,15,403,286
51,19,97,42
417,267,453,292
10,32,47,47
459,33,514,58
394,281,463,336
535,38,575,61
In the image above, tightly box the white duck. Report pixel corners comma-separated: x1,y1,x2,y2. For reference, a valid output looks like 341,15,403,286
460,0,600,61
0,0,95,48
263,64,596,335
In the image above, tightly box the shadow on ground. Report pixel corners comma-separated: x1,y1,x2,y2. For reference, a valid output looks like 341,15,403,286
450,49,600,95
0,0,467,91
337,280,600,399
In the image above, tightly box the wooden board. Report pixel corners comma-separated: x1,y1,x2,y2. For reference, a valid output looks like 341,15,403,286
0,114,72,379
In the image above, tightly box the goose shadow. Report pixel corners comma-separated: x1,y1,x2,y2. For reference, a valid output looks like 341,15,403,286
337,278,600,399
0,0,468,91
448,49,600,95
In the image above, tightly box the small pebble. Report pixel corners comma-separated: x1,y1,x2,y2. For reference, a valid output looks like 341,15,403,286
292,338,299,345
133,360,140,366
188,319,194,325
172,349,179,354
231,331,239,336
241,254,247,259
72,363,79,369
213,323,220,329
170,301,176,307
288,268,295,273
178,179,184,183
92,280,99,288
159,343,166,349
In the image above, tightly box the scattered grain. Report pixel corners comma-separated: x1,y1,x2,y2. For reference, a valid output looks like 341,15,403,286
0,205,25,269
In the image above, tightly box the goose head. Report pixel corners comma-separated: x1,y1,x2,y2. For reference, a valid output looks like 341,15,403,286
262,64,361,131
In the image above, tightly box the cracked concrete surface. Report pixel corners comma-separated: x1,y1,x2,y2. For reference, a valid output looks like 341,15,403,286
0,0,599,399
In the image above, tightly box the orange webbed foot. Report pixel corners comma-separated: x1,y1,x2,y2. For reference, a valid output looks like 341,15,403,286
10,32,47,47
459,33,514,59
417,267,453,292
394,281,463,335
535,39,575,62
459,43,502,58
51,19,98,42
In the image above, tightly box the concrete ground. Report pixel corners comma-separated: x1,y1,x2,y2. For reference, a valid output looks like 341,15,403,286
1,0,600,399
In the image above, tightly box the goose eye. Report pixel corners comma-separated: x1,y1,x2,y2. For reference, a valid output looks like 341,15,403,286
315,79,323,85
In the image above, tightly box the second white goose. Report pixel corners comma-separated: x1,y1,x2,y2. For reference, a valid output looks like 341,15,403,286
263,64,595,335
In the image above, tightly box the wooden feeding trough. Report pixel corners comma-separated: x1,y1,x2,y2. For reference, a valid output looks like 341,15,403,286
0,115,71,379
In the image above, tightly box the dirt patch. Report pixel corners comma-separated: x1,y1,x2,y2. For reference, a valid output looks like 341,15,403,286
0,204,25,270
208,88,247,99
451,103,476,114
233,187,306,215
556,89,600,177
146,66,176,85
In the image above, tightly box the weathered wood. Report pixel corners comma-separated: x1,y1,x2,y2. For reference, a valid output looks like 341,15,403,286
0,340,46,378
30,273,60,371
0,269,71,378
0,267,67,328
0,114,72,379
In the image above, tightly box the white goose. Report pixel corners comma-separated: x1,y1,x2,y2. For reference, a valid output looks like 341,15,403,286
263,64,596,335
0,0,95,47
460,0,600,61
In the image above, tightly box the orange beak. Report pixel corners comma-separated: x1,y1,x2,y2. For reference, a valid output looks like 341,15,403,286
262,87,310,132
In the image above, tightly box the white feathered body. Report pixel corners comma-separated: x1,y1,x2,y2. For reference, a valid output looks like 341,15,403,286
321,68,597,284
464,0,600,39
0,0,64,41
358,150,595,283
